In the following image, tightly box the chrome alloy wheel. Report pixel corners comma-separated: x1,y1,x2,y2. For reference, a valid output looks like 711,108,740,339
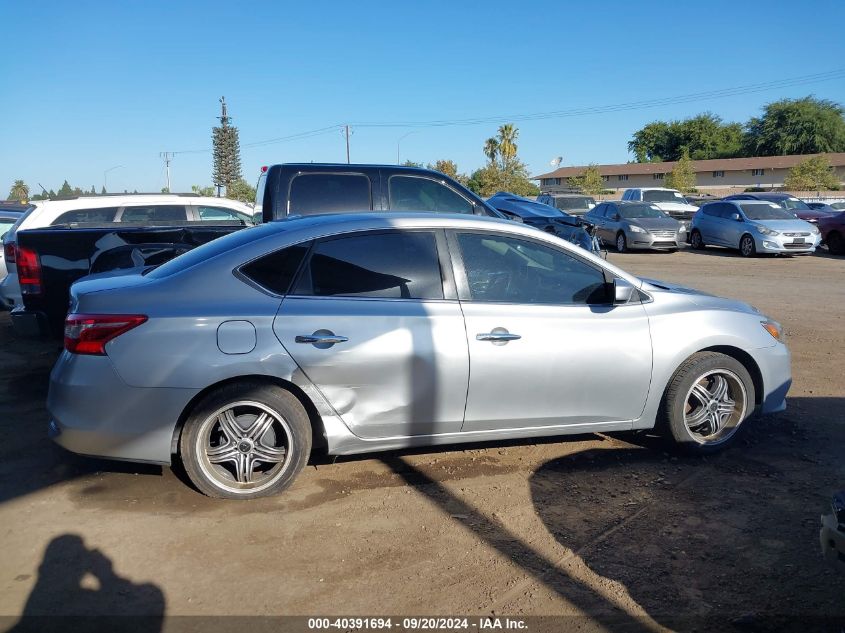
196,401,292,493
683,370,748,445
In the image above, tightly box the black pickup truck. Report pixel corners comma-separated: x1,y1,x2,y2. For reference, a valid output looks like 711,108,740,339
12,164,504,338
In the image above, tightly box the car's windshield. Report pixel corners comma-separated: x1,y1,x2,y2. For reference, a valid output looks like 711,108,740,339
557,196,593,210
642,190,687,203
740,203,797,220
619,204,667,219
831,202,845,210
777,197,810,211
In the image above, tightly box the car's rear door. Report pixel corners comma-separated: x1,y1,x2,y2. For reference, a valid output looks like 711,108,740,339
273,229,469,439
450,230,652,432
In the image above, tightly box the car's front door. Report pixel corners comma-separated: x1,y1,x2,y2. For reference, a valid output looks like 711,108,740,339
273,229,469,439
450,230,653,432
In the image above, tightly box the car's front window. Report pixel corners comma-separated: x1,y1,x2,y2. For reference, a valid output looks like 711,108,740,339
619,205,667,219
642,190,687,203
739,203,796,220
456,233,609,305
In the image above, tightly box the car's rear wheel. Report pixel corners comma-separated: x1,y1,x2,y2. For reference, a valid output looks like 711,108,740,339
180,382,312,499
827,231,844,255
739,234,756,257
690,230,705,249
659,352,755,454
616,232,627,253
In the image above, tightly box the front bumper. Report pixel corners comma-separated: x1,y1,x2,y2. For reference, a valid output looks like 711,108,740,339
48,351,200,464
628,230,684,250
749,341,792,414
754,233,821,254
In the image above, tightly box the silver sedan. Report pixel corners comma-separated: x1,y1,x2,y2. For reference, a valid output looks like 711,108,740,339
49,213,791,498
585,201,686,252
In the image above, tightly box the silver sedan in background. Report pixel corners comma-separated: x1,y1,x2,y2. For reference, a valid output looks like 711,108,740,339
585,201,686,252
49,213,791,498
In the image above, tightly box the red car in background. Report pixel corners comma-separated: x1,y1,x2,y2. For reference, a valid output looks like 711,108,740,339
819,211,845,255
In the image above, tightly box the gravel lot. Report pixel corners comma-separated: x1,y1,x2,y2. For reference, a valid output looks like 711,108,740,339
1,247,843,631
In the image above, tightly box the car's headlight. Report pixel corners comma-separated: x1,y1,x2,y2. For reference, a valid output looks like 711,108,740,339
678,223,687,232
761,319,783,341
755,225,779,236
629,225,646,233
809,225,820,235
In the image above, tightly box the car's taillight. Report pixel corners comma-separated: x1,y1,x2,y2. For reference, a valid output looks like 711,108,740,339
64,314,148,355
3,242,15,264
16,246,42,295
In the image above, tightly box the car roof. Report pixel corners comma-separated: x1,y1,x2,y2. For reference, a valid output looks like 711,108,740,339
544,193,593,198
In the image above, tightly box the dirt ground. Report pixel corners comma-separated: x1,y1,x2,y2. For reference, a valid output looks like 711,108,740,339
1,247,843,632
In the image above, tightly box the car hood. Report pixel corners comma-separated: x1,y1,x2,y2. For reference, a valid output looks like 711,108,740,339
650,202,698,212
750,219,817,232
640,277,759,314
628,217,680,230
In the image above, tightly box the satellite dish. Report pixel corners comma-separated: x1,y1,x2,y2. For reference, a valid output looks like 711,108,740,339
550,156,563,168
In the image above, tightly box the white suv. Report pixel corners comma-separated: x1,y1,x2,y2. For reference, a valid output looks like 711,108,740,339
621,188,699,220
1,194,254,310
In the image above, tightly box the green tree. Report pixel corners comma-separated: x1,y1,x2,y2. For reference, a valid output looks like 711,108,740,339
497,124,518,167
664,150,697,192
566,165,605,195
57,180,74,197
161,187,170,194
629,113,743,163
7,180,29,201
212,96,243,195
402,159,423,168
90,185,96,195
191,184,215,197
744,97,845,157
226,178,256,203
466,164,503,197
468,124,537,197
783,155,840,191
483,137,499,164
101,186,107,195
428,159,459,179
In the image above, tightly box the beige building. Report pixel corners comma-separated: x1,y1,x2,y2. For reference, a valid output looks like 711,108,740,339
535,153,845,196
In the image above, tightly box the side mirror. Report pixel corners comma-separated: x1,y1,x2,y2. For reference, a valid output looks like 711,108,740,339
613,278,635,305
731,213,742,221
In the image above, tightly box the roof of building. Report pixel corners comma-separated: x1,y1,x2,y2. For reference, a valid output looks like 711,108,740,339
534,152,845,180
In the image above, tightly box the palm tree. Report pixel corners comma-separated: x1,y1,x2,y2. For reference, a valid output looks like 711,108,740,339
8,180,29,201
483,137,499,164
497,124,519,167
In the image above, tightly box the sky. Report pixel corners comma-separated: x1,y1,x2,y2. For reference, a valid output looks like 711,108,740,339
2,0,845,195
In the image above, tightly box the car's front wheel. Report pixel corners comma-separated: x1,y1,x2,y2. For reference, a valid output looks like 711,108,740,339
616,232,628,253
180,382,312,499
739,234,757,257
659,352,755,454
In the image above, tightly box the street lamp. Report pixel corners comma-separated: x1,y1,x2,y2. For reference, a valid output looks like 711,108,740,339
103,165,124,193
397,131,419,165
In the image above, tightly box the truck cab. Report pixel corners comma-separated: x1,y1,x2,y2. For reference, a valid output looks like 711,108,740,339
255,164,501,222
621,187,698,220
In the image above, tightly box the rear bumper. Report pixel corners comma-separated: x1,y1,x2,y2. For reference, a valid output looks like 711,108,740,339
48,351,200,464
0,273,21,310
10,307,50,338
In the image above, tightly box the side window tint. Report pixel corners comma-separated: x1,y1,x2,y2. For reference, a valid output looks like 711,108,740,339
288,174,371,215
388,176,473,214
457,233,609,305
295,232,443,300
121,205,187,222
239,243,310,295
196,206,248,223
52,208,119,225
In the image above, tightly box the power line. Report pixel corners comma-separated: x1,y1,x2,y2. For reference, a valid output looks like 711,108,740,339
162,68,845,156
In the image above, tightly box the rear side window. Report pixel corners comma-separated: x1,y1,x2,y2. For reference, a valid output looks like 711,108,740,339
196,206,250,223
239,243,309,295
52,208,119,225
388,176,473,214
288,173,371,215
120,205,188,222
294,231,443,300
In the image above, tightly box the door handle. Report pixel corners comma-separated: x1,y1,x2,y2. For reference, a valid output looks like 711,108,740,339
476,332,521,342
295,333,349,345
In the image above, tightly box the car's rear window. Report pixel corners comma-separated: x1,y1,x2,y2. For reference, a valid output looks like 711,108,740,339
288,173,371,216
147,224,278,279
52,208,119,225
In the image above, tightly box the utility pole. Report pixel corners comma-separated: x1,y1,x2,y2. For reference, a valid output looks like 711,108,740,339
160,152,173,192
344,125,351,164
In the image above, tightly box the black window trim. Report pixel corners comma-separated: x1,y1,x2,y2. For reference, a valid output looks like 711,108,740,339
445,228,620,307
233,239,314,298
386,173,475,215
285,171,373,216
285,228,457,303
115,204,190,222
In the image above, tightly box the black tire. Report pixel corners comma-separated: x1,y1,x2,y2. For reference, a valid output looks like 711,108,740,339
827,231,845,255
658,352,756,455
180,381,312,499
739,234,756,258
616,232,627,253
690,230,705,250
